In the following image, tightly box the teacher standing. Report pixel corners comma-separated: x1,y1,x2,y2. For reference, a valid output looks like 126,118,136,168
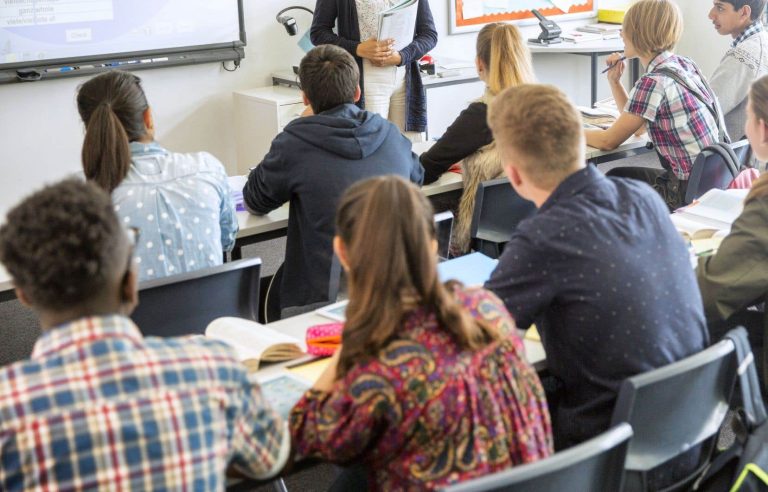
310,0,437,136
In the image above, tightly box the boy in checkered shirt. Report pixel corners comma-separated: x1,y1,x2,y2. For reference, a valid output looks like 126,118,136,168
586,0,727,210
0,179,290,490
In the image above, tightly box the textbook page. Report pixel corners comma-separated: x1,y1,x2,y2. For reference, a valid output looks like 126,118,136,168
378,0,418,51
676,188,748,225
206,317,305,370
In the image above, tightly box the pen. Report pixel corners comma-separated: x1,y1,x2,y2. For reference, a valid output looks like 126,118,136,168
44,66,75,73
601,56,627,74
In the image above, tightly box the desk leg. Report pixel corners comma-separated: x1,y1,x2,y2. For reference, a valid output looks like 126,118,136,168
629,58,641,87
591,53,598,107
231,246,243,261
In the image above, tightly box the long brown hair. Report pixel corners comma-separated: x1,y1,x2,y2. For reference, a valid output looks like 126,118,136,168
476,23,535,96
747,75,768,202
77,70,150,193
334,176,501,378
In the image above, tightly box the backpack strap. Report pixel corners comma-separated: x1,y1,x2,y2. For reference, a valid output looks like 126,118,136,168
701,143,740,178
726,327,768,430
654,66,731,144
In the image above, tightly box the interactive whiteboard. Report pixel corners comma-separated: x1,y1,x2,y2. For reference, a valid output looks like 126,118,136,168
0,0,245,83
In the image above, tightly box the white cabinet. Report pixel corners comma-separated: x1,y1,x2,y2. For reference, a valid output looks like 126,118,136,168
233,85,303,175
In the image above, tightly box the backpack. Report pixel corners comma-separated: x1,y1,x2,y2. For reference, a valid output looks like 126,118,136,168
695,327,768,491
651,68,734,209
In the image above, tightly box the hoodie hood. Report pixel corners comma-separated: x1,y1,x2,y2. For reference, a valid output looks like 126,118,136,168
284,103,391,160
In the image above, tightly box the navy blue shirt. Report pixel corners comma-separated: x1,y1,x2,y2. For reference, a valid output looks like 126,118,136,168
486,166,708,448
244,103,423,313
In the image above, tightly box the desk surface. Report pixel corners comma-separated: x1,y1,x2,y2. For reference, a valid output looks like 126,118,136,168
255,311,547,382
236,171,463,240
528,38,624,54
235,136,648,240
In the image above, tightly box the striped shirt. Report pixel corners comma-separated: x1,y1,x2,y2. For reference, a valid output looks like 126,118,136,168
625,51,722,180
0,316,289,491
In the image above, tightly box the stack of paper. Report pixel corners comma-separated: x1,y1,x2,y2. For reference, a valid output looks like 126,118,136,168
562,31,603,43
378,0,418,51
577,23,623,34
578,105,616,129
227,175,247,212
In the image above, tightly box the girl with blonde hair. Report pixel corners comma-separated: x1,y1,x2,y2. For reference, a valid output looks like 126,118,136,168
420,22,535,254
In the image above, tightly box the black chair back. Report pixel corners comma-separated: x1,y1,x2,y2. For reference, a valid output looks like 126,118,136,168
610,337,739,491
469,178,536,259
131,258,261,337
441,423,633,492
685,143,740,204
434,210,454,260
731,139,752,169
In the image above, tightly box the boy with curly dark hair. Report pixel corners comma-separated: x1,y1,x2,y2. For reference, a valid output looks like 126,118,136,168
0,179,289,489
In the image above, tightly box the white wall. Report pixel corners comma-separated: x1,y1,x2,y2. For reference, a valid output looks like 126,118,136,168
675,0,731,76
0,0,725,219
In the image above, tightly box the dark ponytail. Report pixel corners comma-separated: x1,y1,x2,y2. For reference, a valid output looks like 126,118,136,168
77,71,149,193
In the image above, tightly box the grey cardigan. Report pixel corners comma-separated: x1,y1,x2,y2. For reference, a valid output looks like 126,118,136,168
710,30,768,140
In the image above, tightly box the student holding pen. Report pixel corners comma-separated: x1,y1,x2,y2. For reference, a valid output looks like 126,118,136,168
585,0,726,210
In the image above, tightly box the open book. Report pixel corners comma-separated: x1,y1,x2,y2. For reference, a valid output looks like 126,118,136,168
378,0,418,51
670,188,748,240
206,317,305,372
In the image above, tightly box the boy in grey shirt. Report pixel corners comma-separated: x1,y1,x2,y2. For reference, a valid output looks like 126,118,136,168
709,0,768,139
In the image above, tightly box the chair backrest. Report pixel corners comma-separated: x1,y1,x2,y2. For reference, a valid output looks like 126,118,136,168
731,139,752,170
685,143,740,204
469,178,537,244
434,210,454,260
610,337,738,484
131,257,261,337
442,423,633,492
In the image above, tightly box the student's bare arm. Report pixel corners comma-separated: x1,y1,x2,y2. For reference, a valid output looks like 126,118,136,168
585,112,645,150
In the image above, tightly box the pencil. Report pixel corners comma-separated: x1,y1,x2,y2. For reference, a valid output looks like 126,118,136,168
601,56,627,74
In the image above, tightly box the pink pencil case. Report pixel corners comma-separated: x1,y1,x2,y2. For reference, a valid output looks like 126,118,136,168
306,322,343,356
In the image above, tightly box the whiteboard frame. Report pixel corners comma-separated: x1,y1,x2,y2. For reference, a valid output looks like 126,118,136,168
448,0,598,34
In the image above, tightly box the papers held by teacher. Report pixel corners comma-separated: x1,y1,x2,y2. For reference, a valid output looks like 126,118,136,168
378,0,419,50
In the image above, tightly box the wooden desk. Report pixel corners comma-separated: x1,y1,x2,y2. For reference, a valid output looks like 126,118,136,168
528,39,641,106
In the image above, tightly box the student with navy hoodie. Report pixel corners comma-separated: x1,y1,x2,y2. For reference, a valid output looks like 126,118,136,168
243,44,424,318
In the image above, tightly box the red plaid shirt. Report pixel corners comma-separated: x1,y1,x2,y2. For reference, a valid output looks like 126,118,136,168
626,51,722,180
0,316,289,491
